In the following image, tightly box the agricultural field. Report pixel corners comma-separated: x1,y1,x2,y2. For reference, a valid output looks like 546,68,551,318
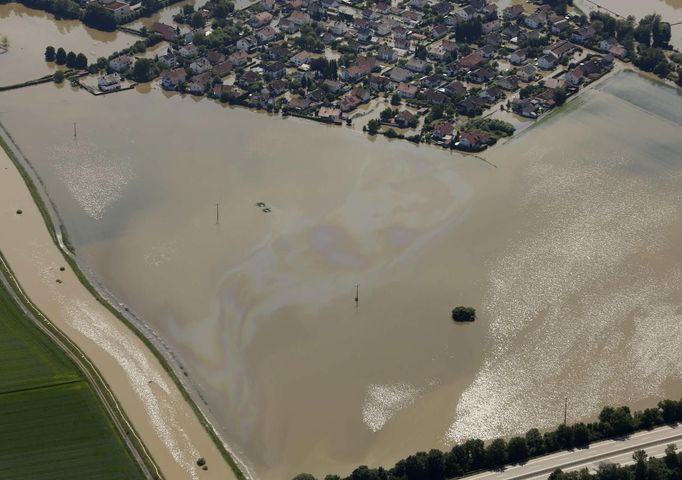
0,283,145,480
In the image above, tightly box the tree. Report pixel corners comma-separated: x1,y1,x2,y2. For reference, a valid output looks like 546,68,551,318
525,428,545,457
75,53,88,70
55,47,67,65
380,107,394,122
45,46,56,62
633,450,647,480
292,475,317,480
65,51,77,68
573,423,590,447
367,119,380,135
390,93,401,106
462,439,486,470
451,306,476,322
507,436,529,464
555,423,574,449
191,11,206,29
485,438,507,468
132,58,154,82
83,3,116,31
53,70,65,83
553,87,567,106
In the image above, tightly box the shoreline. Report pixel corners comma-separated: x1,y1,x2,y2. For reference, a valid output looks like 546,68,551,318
0,123,250,480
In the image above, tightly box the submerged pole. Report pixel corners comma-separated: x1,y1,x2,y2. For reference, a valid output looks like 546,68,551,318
355,284,359,306
216,203,220,225
564,397,568,425
73,122,77,138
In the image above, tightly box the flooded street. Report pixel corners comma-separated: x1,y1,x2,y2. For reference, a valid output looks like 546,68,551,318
2,3,682,480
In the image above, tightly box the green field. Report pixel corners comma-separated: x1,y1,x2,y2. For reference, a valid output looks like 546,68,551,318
0,282,145,480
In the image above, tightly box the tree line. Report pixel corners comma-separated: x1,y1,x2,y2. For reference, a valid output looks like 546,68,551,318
44,46,88,70
292,399,682,480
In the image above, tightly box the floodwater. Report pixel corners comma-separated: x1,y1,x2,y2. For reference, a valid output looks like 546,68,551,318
2,70,682,479
1,3,682,480
0,4,136,86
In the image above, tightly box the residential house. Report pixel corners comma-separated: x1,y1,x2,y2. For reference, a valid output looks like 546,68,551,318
538,53,558,70
236,35,258,51
389,67,412,83
565,66,584,86
394,110,416,128
264,61,287,79
189,57,212,74
572,26,596,44
425,89,448,106
457,96,486,116
444,80,467,98
420,74,443,88
405,57,429,73
256,26,278,44
350,86,370,102
503,4,524,20
544,40,578,61
318,106,342,122
212,61,234,77
109,54,133,72
479,86,503,103
323,79,343,93
151,22,178,41
251,11,273,28
518,64,537,82
369,74,391,91
157,50,178,68
289,10,311,26
98,72,121,92
160,68,187,91
459,52,485,70
179,44,199,58
377,45,398,63
524,12,546,30
497,75,519,91
509,48,527,65
396,82,418,98
468,67,496,84
458,131,492,150
187,72,212,95
229,50,249,67
290,50,314,67
104,1,130,21
512,98,541,118
330,20,348,36
207,50,226,65
431,121,454,143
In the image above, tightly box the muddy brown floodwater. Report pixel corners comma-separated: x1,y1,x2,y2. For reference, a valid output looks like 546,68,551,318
2,3,682,479
0,4,136,86
2,70,682,480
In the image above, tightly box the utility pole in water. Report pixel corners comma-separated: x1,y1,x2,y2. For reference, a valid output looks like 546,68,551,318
355,284,359,307
216,203,220,225
73,122,77,138
564,397,568,425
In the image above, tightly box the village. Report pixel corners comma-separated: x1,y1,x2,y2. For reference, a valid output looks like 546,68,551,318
74,0,667,151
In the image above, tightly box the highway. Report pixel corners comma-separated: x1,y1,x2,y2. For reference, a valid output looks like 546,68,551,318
460,425,682,480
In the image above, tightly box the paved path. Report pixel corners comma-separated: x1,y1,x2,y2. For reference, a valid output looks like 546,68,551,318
459,425,682,480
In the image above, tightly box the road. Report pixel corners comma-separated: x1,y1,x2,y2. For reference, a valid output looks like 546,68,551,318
460,425,682,480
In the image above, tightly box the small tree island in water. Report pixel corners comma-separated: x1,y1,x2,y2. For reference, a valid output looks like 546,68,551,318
451,306,476,322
